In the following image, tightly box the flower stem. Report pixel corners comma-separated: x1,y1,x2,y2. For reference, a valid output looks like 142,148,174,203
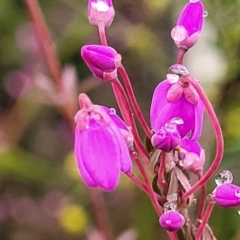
24,0,74,128
98,21,108,46
176,48,187,64
118,65,152,139
181,76,224,201
111,79,149,162
195,203,215,240
197,172,206,220
125,172,147,193
89,189,114,240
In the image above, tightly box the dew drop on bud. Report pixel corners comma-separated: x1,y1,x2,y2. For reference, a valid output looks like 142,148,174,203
215,170,233,186
168,64,189,77
109,108,116,115
166,74,179,84
203,11,208,17
163,202,177,212
171,26,188,42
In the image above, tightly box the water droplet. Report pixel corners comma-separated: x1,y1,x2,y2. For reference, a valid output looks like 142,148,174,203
185,131,192,139
166,117,184,126
163,202,177,212
215,170,233,186
165,220,172,224
203,11,208,17
166,74,179,84
109,108,116,115
237,209,240,215
189,0,199,2
171,26,188,42
91,1,109,12
168,64,189,77
235,189,240,198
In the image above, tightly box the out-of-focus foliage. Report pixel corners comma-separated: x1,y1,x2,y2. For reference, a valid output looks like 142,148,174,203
0,0,240,239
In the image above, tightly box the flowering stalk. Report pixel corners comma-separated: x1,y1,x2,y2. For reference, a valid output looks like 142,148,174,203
24,0,75,128
195,203,215,240
181,75,224,201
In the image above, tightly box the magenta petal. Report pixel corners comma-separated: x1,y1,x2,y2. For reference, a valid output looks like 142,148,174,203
80,124,121,191
190,99,204,141
75,131,97,187
153,95,195,139
159,211,185,232
180,139,201,156
177,1,204,37
214,184,240,208
150,80,171,128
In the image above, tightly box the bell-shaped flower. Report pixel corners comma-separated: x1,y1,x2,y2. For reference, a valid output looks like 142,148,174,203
150,70,204,142
74,93,132,191
171,1,204,50
159,211,185,232
179,139,205,174
81,45,121,81
151,118,182,152
212,184,240,208
88,0,115,27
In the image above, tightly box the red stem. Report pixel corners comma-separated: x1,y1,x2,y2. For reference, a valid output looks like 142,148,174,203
182,76,224,201
98,21,108,46
24,0,74,128
111,80,149,162
89,189,114,240
197,172,206,220
118,65,152,139
176,48,187,64
125,172,147,193
195,203,215,240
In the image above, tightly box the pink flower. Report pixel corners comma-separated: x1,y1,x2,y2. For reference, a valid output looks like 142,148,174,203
81,45,121,81
151,118,181,152
159,211,185,232
74,93,132,191
179,139,205,174
213,184,240,208
88,0,115,27
150,67,204,142
171,1,204,50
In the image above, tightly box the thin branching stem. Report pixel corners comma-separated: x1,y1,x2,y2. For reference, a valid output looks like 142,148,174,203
182,76,224,201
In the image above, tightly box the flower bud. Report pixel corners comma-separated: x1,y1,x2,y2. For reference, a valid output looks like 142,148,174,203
171,1,204,50
179,139,205,174
81,45,121,81
88,0,115,27
151,122,181,152
159,211,185,232
213,184,240,208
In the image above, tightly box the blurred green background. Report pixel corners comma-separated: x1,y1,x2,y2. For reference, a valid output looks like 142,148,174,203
0,0,240,239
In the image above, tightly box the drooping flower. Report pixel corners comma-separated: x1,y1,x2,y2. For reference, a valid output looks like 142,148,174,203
159,211,185,232
171,1,204,50
81,45,121,81
151,118,182,152
179,139,205,174
150,66,204,142
212,184,240,208
88,0,115,27
74,93,132,191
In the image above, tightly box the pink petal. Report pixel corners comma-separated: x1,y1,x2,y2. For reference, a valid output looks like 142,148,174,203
80,123,121,191
150,80,171,128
